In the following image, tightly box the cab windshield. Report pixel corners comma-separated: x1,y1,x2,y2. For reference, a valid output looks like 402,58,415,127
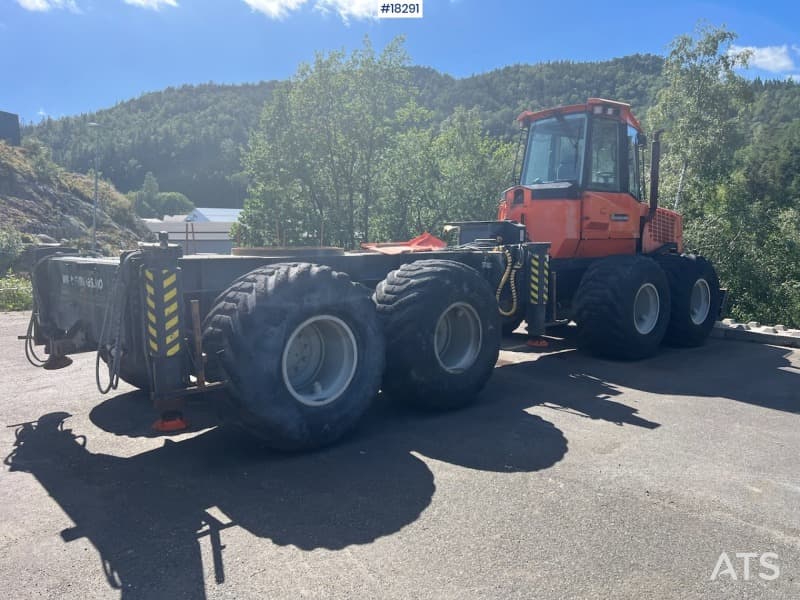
520,113,586,186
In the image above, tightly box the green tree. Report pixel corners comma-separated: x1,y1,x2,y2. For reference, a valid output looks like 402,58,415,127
141,171,159,203
374,107,515,240
21,138,60,182
649,24,800,327
0,228,24,274
134,171,159,217
694,121,800,326
647,24,751,215
430,107,515,226
129,173,194,218
151,191,194,218
239,37,416,248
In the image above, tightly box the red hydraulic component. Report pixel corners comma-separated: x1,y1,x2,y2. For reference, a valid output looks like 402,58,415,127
361,232,447,255
152,411,188,433
526,337,550,349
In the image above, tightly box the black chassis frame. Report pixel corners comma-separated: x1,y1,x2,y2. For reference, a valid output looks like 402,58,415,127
28,237,552,411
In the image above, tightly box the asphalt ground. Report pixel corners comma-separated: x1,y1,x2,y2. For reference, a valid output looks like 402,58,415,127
1,310,799,599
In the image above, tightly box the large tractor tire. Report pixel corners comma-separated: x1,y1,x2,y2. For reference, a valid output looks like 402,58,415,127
202,263,384,451
573,255,671,360
654,254,721,347
375,259,501,410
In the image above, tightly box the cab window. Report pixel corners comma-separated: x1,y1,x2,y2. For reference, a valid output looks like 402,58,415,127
589,118,620,192
627,125,642,200
520,114,586,186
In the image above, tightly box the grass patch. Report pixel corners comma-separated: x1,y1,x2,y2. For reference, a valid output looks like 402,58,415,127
0,273,33,311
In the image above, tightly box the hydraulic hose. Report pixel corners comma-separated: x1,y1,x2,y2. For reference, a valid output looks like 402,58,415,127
24,254,57,368
95,252,137,394
496,247,522,317
24,311,47,367
95,268,121,394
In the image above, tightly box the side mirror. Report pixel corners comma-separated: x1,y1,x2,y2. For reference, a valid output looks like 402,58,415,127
636,132,648,147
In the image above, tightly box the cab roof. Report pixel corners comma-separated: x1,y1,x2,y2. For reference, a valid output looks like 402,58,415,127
517,98,642,131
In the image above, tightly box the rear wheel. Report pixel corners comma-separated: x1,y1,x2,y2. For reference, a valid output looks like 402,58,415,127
375,260,501,410
654,254,721,347
202,263,384,451
573,255,670,360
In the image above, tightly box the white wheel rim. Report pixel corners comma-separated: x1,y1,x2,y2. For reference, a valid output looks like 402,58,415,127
690,278,711,325
633,283,660,335
434,302,482,373
281,315,358,407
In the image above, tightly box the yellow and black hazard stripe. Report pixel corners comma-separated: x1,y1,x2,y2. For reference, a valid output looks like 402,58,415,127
143,268,182,358
543,255,550,304
529,254,551,305
530,255,540,304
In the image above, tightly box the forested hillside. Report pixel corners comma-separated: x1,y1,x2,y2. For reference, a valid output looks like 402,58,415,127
27,82,277,210
0,140,148,252
27,55,664,209
415,54,664,138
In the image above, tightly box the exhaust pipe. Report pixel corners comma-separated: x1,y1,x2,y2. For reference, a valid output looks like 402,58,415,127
647,130,663,221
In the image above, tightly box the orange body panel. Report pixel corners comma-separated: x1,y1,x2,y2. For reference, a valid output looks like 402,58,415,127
574,238,637,257
498,191,581,257
580,191,642,240
498,186,683,258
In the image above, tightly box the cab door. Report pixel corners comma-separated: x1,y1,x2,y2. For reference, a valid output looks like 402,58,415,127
579,119,642,245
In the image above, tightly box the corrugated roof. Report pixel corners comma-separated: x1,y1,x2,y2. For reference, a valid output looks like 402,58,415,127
162,214,190,222
188,208,242,222
144,221,234,241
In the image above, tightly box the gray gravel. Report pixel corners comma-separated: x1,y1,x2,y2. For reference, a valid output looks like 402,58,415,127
1,310,799,599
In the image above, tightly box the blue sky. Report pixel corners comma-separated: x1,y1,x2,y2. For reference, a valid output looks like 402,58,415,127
1,0,798,123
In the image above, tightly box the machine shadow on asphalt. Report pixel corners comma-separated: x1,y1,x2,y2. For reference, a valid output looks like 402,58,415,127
4,336,797,598
500,332,799,418
4,379,570,598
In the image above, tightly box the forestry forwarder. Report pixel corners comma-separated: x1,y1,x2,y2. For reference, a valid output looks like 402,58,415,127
494,97,722,357
20,99,721,451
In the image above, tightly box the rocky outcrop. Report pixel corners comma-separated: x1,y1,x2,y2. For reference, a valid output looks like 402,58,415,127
0,142,149,251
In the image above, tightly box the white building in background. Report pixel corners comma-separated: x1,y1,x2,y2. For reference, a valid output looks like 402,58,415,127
143,207,243,254
184,208,242,223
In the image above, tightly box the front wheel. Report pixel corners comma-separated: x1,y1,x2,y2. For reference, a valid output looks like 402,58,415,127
573,255,671,360
202,263,384,451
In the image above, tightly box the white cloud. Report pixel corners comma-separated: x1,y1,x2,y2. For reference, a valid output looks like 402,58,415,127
15,0,79,12
242,0,378,21
315,0,378,20
730,44,796,73
123,0,178,9
242,0,309,19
